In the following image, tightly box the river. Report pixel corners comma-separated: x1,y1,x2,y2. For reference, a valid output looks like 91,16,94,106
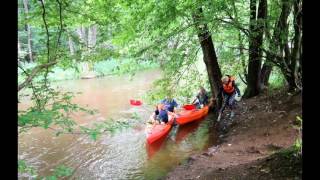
18,69,218,179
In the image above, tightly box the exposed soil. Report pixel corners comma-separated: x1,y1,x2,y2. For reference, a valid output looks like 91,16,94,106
166,90,302,180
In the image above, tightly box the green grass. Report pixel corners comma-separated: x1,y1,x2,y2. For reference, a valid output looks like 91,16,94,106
18,58,159,83
268,67,286,90
93,59,118,76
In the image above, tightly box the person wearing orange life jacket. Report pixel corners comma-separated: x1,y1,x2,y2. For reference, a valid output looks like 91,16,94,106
216,75,241,121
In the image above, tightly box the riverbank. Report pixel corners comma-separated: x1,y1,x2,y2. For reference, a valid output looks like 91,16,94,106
166,90,302,179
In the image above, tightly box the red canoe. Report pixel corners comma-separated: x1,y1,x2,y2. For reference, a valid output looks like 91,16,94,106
146,115,174,144
130,99,142,106
175,105,209,125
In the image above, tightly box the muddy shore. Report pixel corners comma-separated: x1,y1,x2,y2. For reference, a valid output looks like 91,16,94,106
165,91,302,180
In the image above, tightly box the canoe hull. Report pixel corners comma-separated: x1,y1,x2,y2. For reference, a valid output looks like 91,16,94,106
146,115,174,144
176,106,209,125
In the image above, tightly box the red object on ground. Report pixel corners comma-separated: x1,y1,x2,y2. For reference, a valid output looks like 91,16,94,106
130,99,142,106
175,105,209,125
183,104,196,110
146,115,174,144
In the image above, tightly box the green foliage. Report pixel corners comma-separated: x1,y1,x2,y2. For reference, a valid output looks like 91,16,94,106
276,116,302,159
293,138,302,156
19,160,73,179
293,116,302,156
18,58,158,83
52,165,74,177
93,59,118,76
269,67,286,90
112,58,158,76
293,116,302,130
17,0,301,178
18,160,37,177
144,57,210,105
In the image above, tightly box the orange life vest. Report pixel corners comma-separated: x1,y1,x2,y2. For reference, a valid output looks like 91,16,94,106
222,76,236,94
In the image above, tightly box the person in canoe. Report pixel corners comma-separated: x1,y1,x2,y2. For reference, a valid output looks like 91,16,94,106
216,75,241,121
160,95,179,113
192,86,210,109
151,104,169,125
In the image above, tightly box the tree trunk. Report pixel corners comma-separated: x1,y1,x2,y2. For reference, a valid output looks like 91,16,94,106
76,25,88,65
193,8,222,110
82,26,87,48
76,26,87,49
243,0,267,98
274,0,292,69
18,36,22,56
260,62,272,87
23,0,33,62
239,33,248,83
282,69,296,92
275,0,296,91
68,35,75,55
259,1,273,90
88,25,97,50
289,0,302,91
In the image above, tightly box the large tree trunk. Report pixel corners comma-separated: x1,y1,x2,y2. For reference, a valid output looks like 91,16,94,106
243,0,267,98
282,69,296,92
289,0,302,91
193,8,222,110
23,0,33,62
272,0,296,91
260,62,272,87
259,0,272,89
263,0,291,90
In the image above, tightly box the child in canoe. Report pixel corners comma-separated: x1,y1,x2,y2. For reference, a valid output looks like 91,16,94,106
149,104,176,125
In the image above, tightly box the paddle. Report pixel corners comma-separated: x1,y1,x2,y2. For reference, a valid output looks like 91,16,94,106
216,97,227,122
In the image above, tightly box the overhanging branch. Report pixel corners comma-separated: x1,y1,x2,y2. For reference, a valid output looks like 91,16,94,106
213,17,250,37
18,61,57,92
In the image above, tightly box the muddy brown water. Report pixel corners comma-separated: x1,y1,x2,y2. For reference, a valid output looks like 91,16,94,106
18,69,218,180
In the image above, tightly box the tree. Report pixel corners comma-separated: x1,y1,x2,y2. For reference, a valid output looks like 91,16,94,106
243,0,267,98
76,25,87,50
23,0,33,62
68,35,75,56
260,62,272,88
88,25,97,50
263,0,302,91
193,7,222,109
288,0,302,91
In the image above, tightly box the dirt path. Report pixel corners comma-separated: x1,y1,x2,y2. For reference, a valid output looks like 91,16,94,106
166,91,302,180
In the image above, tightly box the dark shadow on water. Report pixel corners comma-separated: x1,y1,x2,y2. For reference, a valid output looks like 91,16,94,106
174,120,202,144
146,134,168,160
